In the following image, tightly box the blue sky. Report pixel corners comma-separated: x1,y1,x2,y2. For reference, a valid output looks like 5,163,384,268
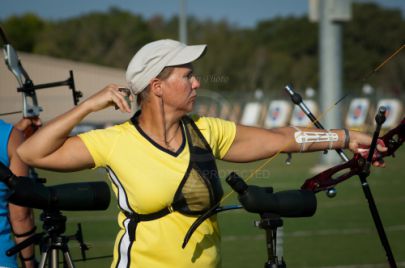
1,0,404,28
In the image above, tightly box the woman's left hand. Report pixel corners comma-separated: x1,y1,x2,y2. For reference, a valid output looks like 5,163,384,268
348,131,387,167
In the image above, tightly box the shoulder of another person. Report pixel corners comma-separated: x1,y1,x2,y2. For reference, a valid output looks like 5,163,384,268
9,127,24,144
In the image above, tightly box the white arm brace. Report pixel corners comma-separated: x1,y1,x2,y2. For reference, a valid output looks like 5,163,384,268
292,127,338,151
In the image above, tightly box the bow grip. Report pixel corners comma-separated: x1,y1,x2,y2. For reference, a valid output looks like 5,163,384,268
22,116,40,138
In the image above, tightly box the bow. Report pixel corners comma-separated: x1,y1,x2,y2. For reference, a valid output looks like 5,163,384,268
286,84,402,268
0,26,82,137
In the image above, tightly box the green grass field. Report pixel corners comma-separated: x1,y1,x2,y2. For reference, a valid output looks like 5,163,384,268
31,147,405,268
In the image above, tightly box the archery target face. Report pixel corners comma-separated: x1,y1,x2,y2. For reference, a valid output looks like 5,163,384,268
290,100,318,127
264,100,292,128
375,99,403,128
240,102,263,126
346,98,370,127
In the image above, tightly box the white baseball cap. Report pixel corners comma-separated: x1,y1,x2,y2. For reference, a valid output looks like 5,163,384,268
126,39,207,94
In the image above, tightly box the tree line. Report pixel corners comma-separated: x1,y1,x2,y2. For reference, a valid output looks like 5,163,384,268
1,3,404,96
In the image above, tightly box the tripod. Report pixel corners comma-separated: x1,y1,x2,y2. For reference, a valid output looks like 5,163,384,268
225,172,316,268
7,209,88,268
255,213,286,268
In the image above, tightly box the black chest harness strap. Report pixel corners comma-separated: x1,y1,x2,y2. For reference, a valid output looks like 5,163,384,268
124,115,224,243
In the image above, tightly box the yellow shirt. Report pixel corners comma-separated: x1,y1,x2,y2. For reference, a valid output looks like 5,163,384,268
79,115,236,268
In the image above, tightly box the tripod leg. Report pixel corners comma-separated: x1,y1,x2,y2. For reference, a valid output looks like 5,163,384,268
63,251,75,268
276,227,284,262
39,250,49,268
60,240,75,268
50,248,59,268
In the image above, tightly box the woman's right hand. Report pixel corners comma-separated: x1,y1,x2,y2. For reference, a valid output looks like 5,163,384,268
17,83,134,171
84,84,133,113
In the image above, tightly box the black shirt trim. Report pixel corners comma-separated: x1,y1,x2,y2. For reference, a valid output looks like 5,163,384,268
130,110,186,157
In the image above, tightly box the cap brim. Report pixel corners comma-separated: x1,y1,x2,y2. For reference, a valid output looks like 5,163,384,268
166,44,207,66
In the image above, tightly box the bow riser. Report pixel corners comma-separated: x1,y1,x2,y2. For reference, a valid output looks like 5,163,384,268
301,156,363,192
301,117,404,192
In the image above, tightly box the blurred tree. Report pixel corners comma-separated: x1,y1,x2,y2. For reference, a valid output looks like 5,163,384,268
1,13,45,51
0,3,404,95
344,3,405,94
189,19,253,91
252,16,318,91
34,7,153,69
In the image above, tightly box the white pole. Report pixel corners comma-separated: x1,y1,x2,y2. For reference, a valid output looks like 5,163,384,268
179,0,187,44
